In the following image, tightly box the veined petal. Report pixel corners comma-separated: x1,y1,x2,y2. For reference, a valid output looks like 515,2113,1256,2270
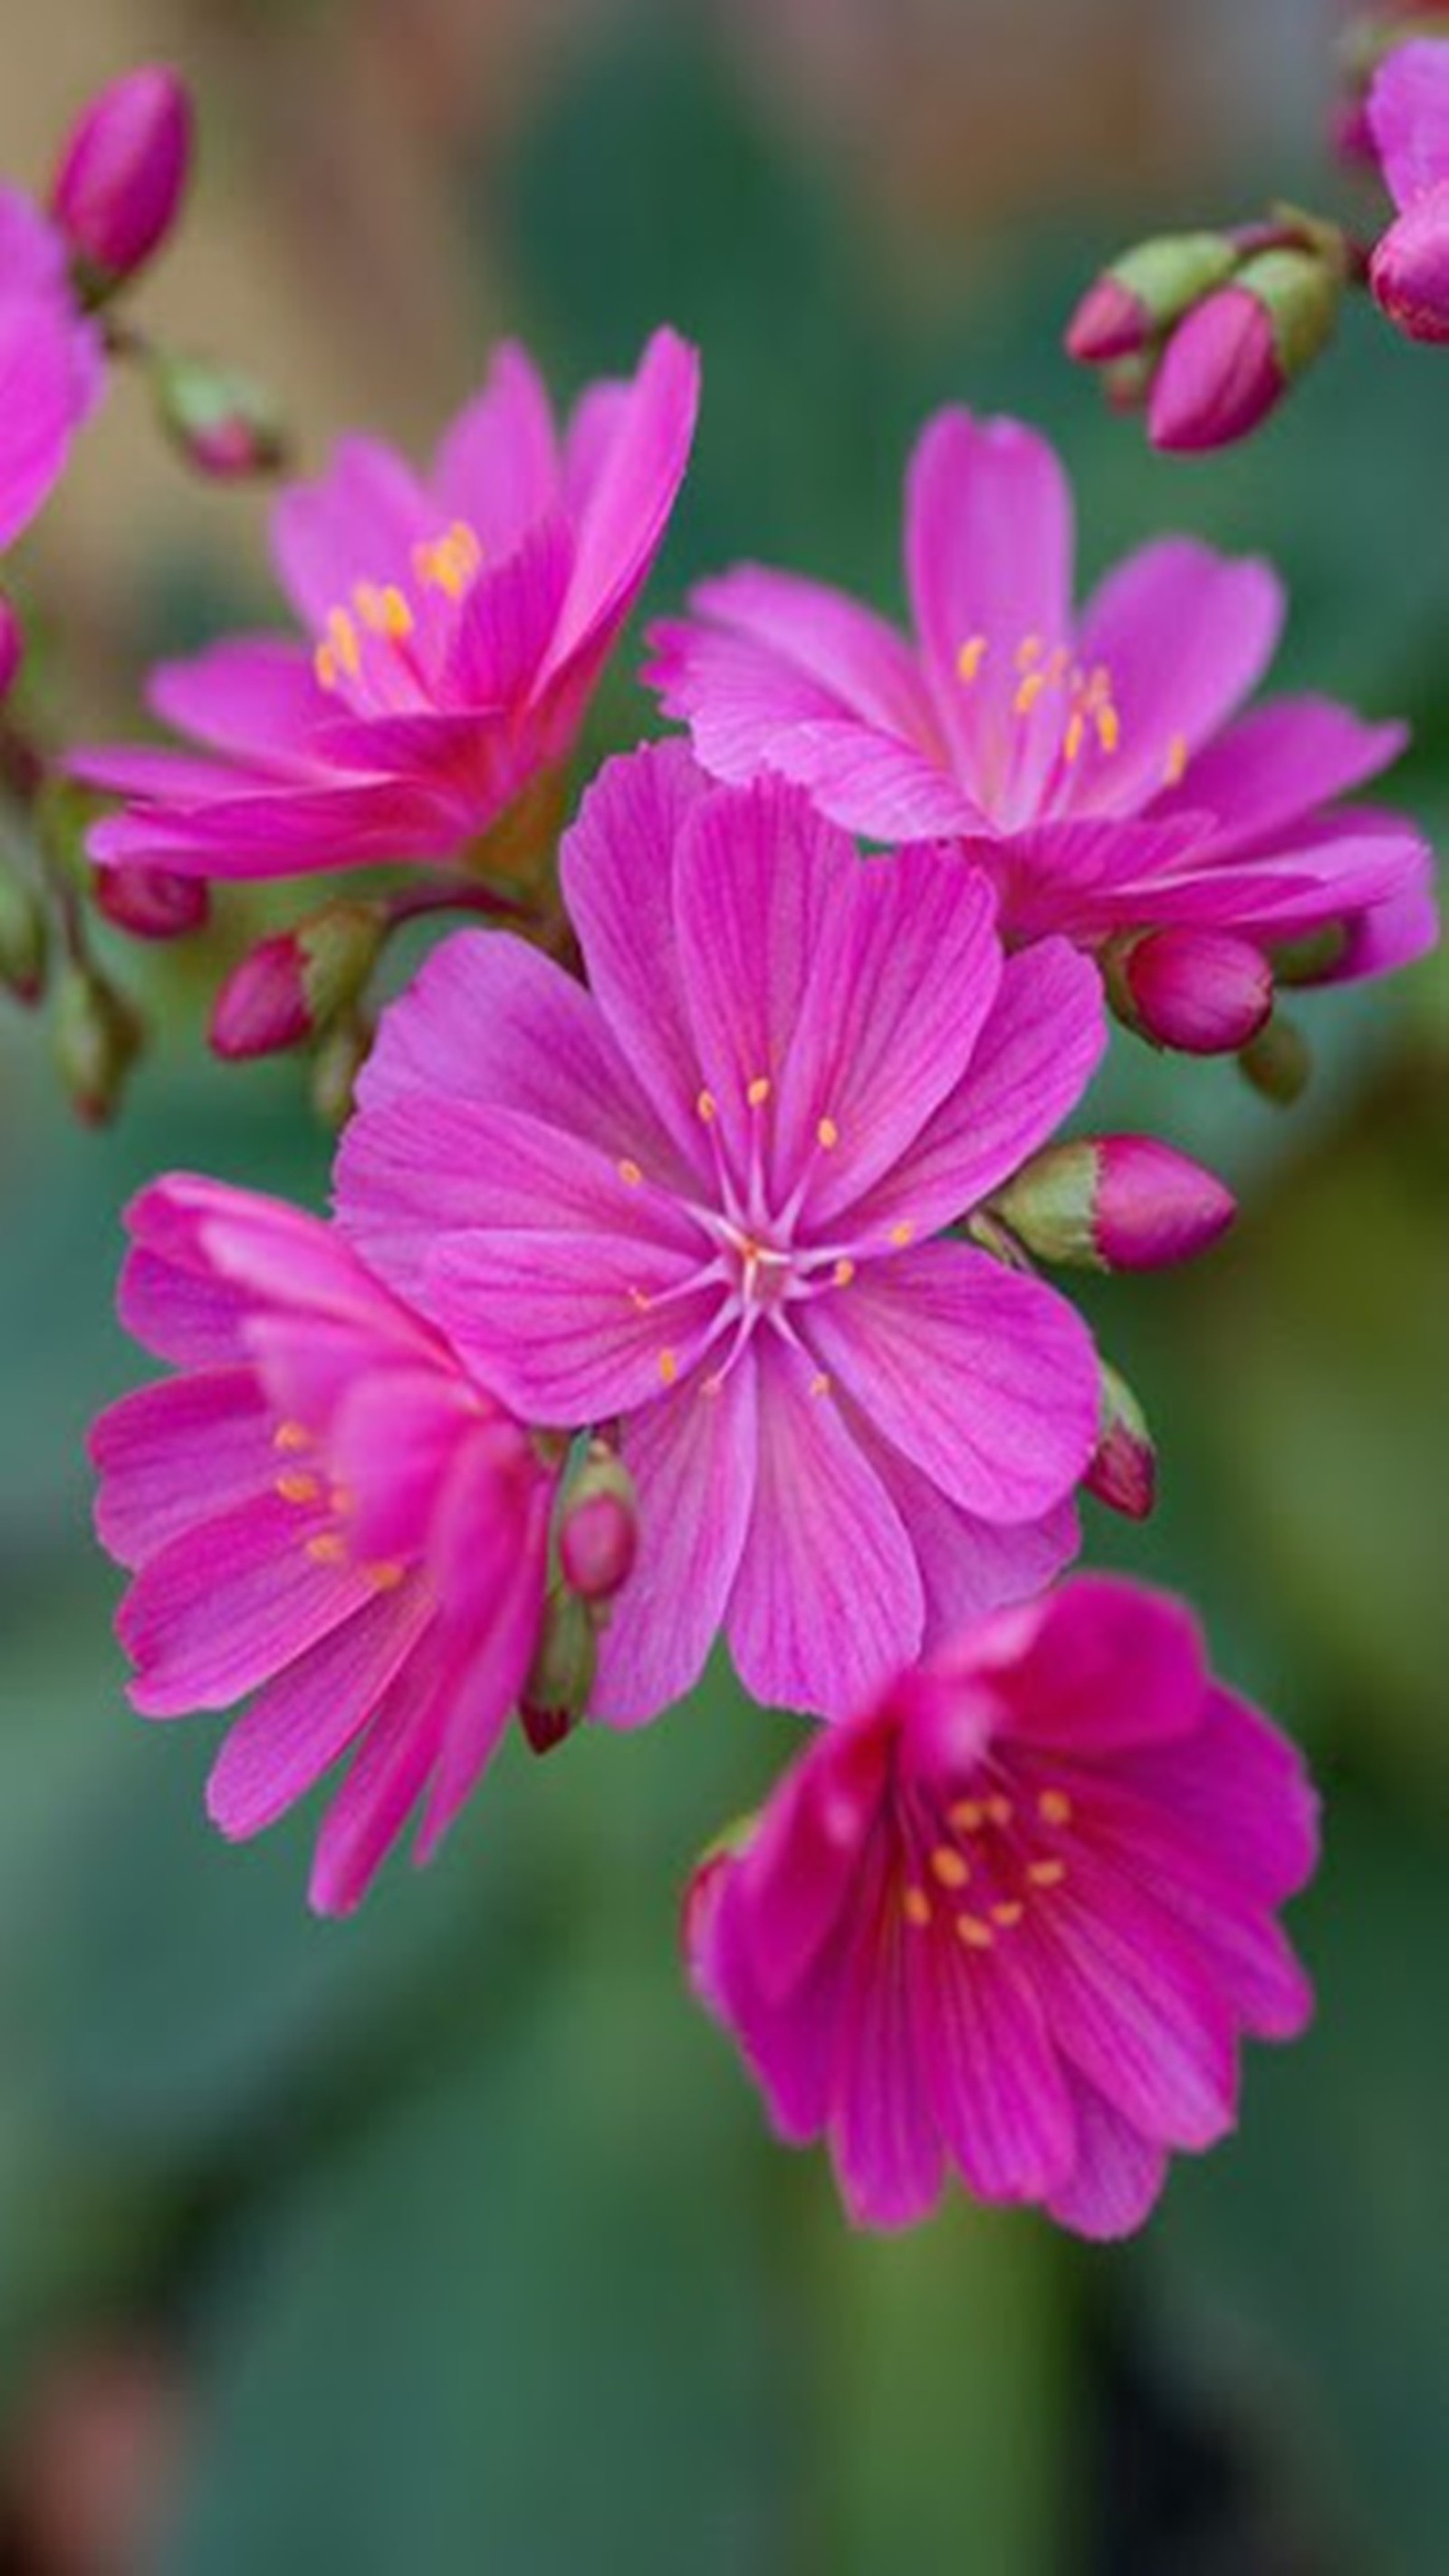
91,1367,273,1569
542,325,699,678
1072,537,1283,818
120,1489,375,1716
306,1636,450,1915
830,1841,945,2228
146,634,331,761
206,1582,433,1839
910,1929,1078,2204
271,433,432,630
997,1575,1207,1753
430,1226,722,1425
1045,2080,1168,2239
429,340,561,557
1155,696,1407,858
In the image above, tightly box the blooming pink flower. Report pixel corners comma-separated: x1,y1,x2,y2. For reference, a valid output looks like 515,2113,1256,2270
648,409,1435,1024
73,329,699,882
1368,39,1449,343
335,744,1105,1723
91,1177,556,1912
0,185,104,553
686,1575,1318,2237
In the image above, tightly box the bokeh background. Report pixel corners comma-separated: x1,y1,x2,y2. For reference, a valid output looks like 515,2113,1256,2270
2,2,1446,2569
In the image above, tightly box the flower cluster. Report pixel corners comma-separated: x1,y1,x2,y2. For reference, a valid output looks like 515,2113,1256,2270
6,59,1423,2246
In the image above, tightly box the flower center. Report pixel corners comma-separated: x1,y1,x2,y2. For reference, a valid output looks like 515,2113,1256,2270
898,1772,1076,1950
272,1416,407,1592
311,517,484,702
953,629,1190,803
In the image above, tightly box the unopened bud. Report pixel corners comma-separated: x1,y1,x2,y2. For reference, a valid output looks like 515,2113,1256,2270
1110,927,1274,1055
93,862,208,942
1370,190,1449,344
992,1137,1233,1273
1149,246,1343,453
1238,1011,1312,1106
520,1587,597,1754
150,351,287,480
1066,231,1240,363
50,66,192,293
52,964,142,1123
0,594,23,703
209,901,382,1062
558,1447,638,1605
1084,1361,1156,1521
0,864,48,1003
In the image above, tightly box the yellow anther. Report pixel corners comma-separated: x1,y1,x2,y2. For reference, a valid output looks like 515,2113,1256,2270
273,1420,312,1453
275,1471,321,1506
1095,703,1121,755
313,641,338,692
903,1887,933,1928
1012,672,1048,716
658,1349,678,1386
929,1845,970,1890
888,1221,914,1248
1038,1789,1073,1827
816,1115,840,1150
367,1560,406,1591
832,1257,856,1289
948,1799,984,1833
305,1533,349,1568
328,1483,356,1519
355,580,413,639
991,1900,1025,1928
325,606,360,678
1062,709,1087,765
955,1913,995,1951
746,1076,772,1109
1042,645,1071,684
1014,633,1044,669
1028,1858,1067,1889
955,635,988,685
618,1158,643,1187
985,1794,1013,1828
1164,731,1190,786
696,1089,717,1123
412,520,483,601
808,1371,832,1399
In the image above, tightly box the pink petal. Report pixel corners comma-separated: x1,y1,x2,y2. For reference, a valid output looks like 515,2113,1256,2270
306,1639,449,1915
430,1226,722,1424
590,1357,759,1724
205,1582,433,1838
91,1366,273,1569
1117,1686,1319,1905
729,1721,891,2000
120,1489,374,1716
1027,1869,1238,2150
1045,2080,1168,2239
909,1930,1078,2204
0,291,94,549
830,1844,945,2227
999,1574,1207,1753
412,1437,552,1855
1331,863,1440,981
443,511,573,706
726,1334,924,1716
86,776,475,879
1367,37,1449,210
321,1366,483,1563
1072,537,1283,818
1156,697,1407,860
271,433,432,631
805,1242,1098,1524
678,562,938,739
742,716,984,841
146,634,331,760
861,1428,1081,1641
541,325,699,679
429,341,561,557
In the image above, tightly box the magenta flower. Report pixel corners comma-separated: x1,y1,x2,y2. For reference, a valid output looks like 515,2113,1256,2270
0,184,103,553
648,409,1435,1023
1368,39,1449,344
49,64,192,290
74,329,699,883
91,1177,556,1912
335,744,1105,1723
686,1576,1318,2237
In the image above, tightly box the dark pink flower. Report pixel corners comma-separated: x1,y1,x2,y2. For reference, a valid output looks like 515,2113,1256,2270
91,1177,556,1912
686,1576,1318,2236
336,745,1105,1723
74,329,699,882
0,185,103,553
49,65,192,288
1368,40,1449,342
648,410,1435,1029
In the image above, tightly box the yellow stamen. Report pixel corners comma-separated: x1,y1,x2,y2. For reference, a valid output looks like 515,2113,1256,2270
1164,731,1190,786
948,1799,984,1833
325,606,360,678
832,1257,856,1288
816,1115,840,1150
985,1794,1013,1828
658,1349,678,1386
808,1371,832,1399
955,1913,995,1951
1013,671,1047,716
992,1900,1025,1928
618,1158,643,1187
1062,709,1087,765
1028,1858,1067,1889
273,1420,312,1453
903,1887,933,1928
1095,702,1121,755
305,1533,349,1568
313,641,338,692
956,635,988,685
888,1221,914,1248
1038,1789,1073,1827
929,1845,969,1890
696,1089,717,1123
275,1471,321,1506
1014,633,1044,669
746,1075,772,1109
367,1560,406,1591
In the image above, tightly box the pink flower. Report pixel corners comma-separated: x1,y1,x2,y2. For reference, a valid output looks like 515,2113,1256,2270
1368,40,1449,343
686,1575,1318,2237
648,409,1435,1027
0,185,104,553
49,64,192,289
74,329,699,882
91,1177,556,1912
335,744,1105,1723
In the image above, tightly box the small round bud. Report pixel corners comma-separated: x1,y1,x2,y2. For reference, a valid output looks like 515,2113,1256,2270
992,1137,1233,1274
1111,927,1274,1056
1066,231,1240,364
1084,1361,1156,1522
1370,187,1449,344
149,351,287,480
52,964,142,1124
50,66,192,292
209,900,382,1062
559,1448,638,1605
92,862,208,942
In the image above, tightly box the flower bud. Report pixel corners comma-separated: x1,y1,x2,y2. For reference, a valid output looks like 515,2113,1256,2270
1083,1361,1156,1521
50,66,192,292
1111,927,1274,1055
520,1588,597,1754
0,863,48,1003
1149,246,1342,453
149,351,287,480
992,1137,1234,1273
558,1447,638,1605
92,862,208,942
1370,187,1449,343
1066,231,1240,363
0,594,23,704
52,964,142,1124
209,901,382,1061
1238,1012,1312,1107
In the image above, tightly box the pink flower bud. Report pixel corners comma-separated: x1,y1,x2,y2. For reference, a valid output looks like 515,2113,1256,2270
92,862,208,942
1066,275,1151,365
520,1588,597,1753
559,1452,638,1604
1117,928,1274,1055
1084,1361,1156,1521
993,1138,1233,1273
150,352,287,481
209,901,381,1061
1066,231,1239,364
1149,245,1342,454
50,67,192,289
0,594,23,703
1370,185,1449,342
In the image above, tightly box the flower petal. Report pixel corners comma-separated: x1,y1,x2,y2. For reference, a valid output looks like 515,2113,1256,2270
429,340,561,557
542,325,699,678
430,1226,721,1425
120,1490,375,1716
1072,536,1283,818
271,433,432,630
1045,2080,1168,2239
206,1582,433,1839
91,1367,273,1569
909,1929,1078,2204
1155,696,1407,859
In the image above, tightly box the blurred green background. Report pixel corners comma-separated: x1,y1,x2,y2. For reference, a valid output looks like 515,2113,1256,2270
1,2,1446,2569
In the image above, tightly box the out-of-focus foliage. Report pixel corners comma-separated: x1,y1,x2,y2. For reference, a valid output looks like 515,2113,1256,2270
0,6,1445,2571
